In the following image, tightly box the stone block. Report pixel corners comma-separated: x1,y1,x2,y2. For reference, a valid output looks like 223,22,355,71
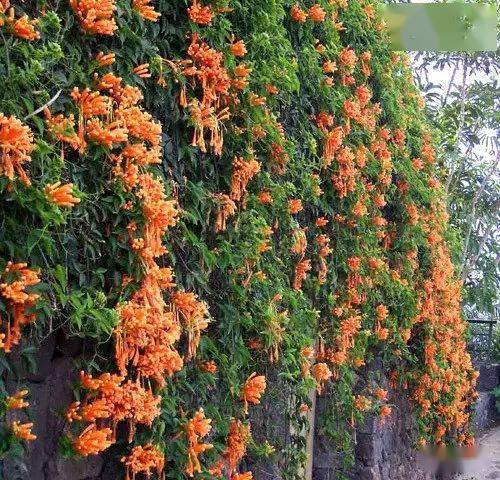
477,364,500,392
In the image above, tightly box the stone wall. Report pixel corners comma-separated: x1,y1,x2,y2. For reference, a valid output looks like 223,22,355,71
312,387,436,480
472,363,499,433
0,333,120,480
3,338,496,480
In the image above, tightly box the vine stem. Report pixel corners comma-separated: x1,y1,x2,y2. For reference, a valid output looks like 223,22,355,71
24,89,63,121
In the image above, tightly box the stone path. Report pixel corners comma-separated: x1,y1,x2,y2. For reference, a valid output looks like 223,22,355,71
456,426,500,480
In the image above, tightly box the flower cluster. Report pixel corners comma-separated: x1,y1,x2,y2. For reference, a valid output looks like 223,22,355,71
0,262,40,352
178,34,232,155
412,200,477,445
187,0,213,25
132,0,160,22
122,443,164,480
44,182,80,208
4,390,36,443
290,4,325,23
0,113,35,185
184,408,213,477
241,373,266,414
69,0,117,35
0,1,40,41
50,68,211,465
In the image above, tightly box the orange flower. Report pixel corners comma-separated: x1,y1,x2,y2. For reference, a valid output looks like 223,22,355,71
79,399,110,423
372,215,387,227
230,40,247,57
412,157,424,170
97,74,144,107
11,421,36,441
354,395,372,412
171,291,210,359
323,61,337,74
45,182,81,208
374,388,388,401
288,199,303,214
66,402,83,422
0,262,41,352
251,125,267,139
356,85,372,107
315,42,326,54
299,404,310,414
311,363,332,394
291,228,307,256
354,357,365,368
5,389,29,410
257,191,273,204
375,325,389,341
0,113,35,185
322,126,344,167
347,257,361,271
70,0,118,35
232,473,253,480
73,424,113,456
214,193,237,232
0,1,10,16
187,0,213,25
316,234,331,258
241,373,266,413
308,4,325,22
401,329,411,343
315,217,328,227
133,63,151,78
230,156,261,203
339,47,357,68
269,142,289,173
44,108,83,150
200,360,217,373
71,87,111,117
379,405,392,423
293,258,311,290
86,118,128,147
290,5,307,23
364,4,375,19
184,409,213,477
249,93,265,106
132,0,161,21
122,444,164,480
183,34,231,150
96,51,115,67
376,305,388,321
224,419,250,473
12,15,40,41
360,50,371,75
352,200,367,217
266,84,278,95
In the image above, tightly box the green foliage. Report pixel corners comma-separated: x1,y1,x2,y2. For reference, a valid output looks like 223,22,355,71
0,0,476,478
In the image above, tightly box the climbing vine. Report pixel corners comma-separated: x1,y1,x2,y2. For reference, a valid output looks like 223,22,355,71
0,0,477,479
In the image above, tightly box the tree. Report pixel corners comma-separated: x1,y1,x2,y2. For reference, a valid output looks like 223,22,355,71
412,50,499,342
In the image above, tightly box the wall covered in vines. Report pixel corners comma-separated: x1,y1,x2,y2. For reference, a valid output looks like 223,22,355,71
0,0,478,479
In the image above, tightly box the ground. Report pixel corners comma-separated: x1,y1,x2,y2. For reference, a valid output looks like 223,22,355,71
456,426,500,480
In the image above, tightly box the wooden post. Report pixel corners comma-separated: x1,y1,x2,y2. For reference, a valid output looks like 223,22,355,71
304,388,317,480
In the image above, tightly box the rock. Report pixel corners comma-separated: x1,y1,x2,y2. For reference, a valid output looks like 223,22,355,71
476,364,500,392
1,356,104,480
312,359,436,480
43,456,103,480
